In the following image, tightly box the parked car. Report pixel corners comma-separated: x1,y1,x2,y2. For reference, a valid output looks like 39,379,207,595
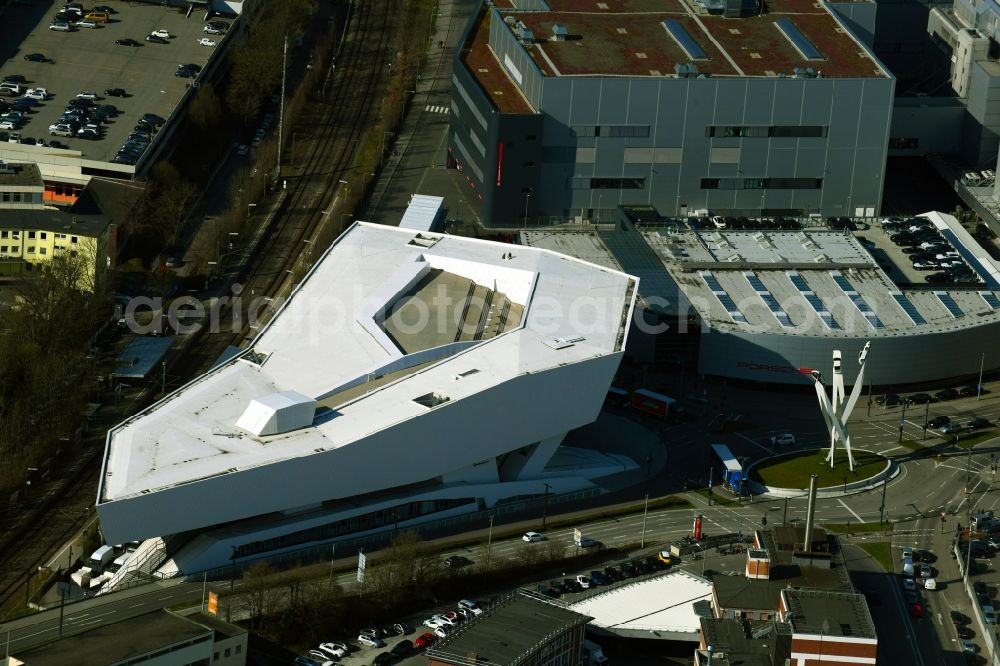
175,67,197,78
204,24,225,34
141,113,165,126
76,90,99,100
908,393,933,404
357,634,384,648
150,29,171,38
104,88,126,97
76,19,98,28
372,653,394,666
657,550,674,566
952,610,972,625
198,38,217,47
179,63,203,73
115,38,141,46
393,622,413,635
941,421,966,434
49,21,74,31
23,53,48,62
523,531,544,542
575,536,599,548
24,88,47,100
957,625,975,639
316,643,347,659
575,574,591,589
146,34,168,43
391,640,414,657
458,599,482,616
876,393,902,407
902,577,916,591
589,570,607,585
414,632,437,648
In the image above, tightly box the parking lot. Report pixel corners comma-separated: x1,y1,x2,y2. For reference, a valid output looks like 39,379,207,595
0,1,227,160
860,219,978,286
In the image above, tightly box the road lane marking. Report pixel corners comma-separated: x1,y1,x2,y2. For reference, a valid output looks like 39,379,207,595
837,498,865,523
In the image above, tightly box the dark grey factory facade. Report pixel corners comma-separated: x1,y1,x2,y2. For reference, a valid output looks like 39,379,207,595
450,0,895,228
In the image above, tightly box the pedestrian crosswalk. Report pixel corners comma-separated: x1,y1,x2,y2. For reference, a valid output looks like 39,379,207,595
425,105,449,114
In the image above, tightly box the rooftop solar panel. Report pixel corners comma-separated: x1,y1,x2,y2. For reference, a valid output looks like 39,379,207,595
935,292,964,318
702,273,724,293
788,274,809,292
831,272,883,329
717,294,747,323
775,18,824,61
832,274,855,293
701,271,747,323
746,274,767,292
662,19,708,61
892,293,927,325
981,292,1000,309
804,294,841,330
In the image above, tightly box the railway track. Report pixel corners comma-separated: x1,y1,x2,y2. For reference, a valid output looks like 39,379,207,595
0,0,400,617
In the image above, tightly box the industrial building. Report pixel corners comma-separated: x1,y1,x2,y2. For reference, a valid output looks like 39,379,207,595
522,210,1000,385
449,0,894,227
95,222,637,576
427,590,592,666
11,608,247,666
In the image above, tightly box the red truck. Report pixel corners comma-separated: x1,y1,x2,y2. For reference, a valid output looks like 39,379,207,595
631,389,684,422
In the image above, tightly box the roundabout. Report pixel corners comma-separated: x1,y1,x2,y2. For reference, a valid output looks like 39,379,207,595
747,448,893,496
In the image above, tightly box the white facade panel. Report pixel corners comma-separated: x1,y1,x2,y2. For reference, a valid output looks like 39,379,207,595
98,353,622,544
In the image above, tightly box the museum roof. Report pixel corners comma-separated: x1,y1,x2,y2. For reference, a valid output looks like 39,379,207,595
99,222,637,502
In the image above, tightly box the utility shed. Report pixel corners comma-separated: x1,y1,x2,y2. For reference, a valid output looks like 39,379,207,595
398,194,445,232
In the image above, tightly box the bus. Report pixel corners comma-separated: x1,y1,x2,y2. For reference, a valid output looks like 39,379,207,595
605,386,631,407
710,443,745,491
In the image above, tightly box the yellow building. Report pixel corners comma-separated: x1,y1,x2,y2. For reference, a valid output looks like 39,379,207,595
0,162,116,290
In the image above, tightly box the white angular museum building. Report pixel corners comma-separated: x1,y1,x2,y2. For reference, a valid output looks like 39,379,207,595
96,223,638,575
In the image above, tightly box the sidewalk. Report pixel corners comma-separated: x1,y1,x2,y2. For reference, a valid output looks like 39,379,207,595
365,0,481,226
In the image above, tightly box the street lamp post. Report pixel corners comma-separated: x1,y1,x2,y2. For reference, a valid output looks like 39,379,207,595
485,513,494,571
978,352,985,400
640,494,649,548
541,483,551,529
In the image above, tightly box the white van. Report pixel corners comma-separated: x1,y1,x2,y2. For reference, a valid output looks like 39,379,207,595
87,545,115,573
106,551,134,574
924,577,937,590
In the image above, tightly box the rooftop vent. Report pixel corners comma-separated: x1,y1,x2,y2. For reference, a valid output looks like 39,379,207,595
674,62,700,78
414,392,450,408
551,23,568,41
504,15,517,26
408,233,440,248
236,390,316,437
543,335,585,349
